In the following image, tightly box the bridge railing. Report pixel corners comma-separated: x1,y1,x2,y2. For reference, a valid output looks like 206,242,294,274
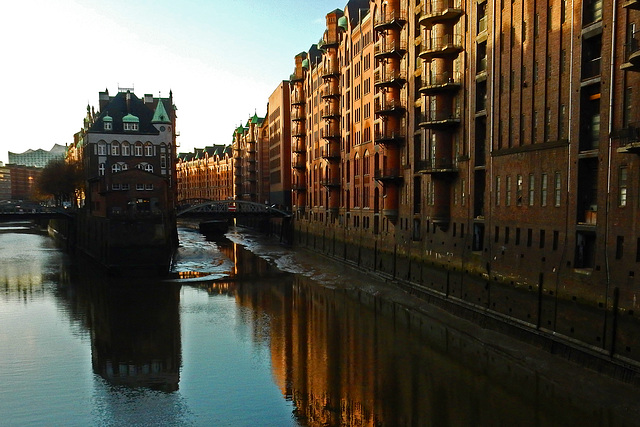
177,199,291,218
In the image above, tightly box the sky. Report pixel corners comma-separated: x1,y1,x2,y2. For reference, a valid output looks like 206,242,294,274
0,0,346,164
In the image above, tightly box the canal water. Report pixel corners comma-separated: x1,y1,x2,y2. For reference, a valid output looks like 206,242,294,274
1,222,640,426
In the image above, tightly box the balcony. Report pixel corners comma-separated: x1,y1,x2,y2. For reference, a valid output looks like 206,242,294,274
374,168,403,183
374,38,408,59
322,64,340,79
374,9,408,30
374,128,406,145
318,34,339,50
321,128,340,140
374,67,407,87
615,122,640,154
374,98,406,116
291,92,305,105
292,125,306,137
322,83,341,98
293,157,306,169
320,144,340,160
415,158,458,175
418,109,462,129
320,178,341,188
419,71,462,94
420,0,463,25
321,105,340,120
622,35,640,72
293,139,306,153
419,34,464,60
291,108,305,121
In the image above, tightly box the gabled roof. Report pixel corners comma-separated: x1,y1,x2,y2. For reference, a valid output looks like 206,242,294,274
307,44,323,67
89,91,173,135
177,152,195,162
251,113,265,126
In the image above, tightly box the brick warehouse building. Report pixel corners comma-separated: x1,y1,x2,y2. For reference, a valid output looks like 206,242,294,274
176,145,234,202
285,0,640,363
175,0,640,365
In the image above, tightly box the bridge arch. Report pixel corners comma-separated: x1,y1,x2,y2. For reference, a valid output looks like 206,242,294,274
176,199,291,218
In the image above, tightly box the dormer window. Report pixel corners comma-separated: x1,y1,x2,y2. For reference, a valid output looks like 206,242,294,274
122,113,140,132
103,113,113,131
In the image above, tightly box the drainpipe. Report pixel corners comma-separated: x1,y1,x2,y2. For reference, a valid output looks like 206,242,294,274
603,0,618,353
554,0,578,330
488,0,496,281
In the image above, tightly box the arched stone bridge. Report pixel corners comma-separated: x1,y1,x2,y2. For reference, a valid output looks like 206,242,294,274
176,199,292,219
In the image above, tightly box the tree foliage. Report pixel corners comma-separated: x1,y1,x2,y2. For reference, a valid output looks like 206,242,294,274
36,159,84,207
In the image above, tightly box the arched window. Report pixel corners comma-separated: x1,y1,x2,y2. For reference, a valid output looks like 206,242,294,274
98,163,105,176
121,141,130,156
98,142,107,155
354,153,360,176
112,163,121,173
138,163,154,173
135,142,143,156
144,142,153,156
363,150,370,175
111,142,120,156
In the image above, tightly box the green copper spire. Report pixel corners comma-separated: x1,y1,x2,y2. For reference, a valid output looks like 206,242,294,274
152,99,171,124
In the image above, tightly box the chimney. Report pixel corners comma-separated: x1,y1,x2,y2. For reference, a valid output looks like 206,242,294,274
144,94,153,104
99,89,110,112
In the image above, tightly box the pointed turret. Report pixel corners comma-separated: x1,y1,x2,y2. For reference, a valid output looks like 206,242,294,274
152,99,171,124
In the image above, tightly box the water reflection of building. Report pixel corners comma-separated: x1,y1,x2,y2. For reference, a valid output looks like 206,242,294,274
89,282,182,392
54,265,182,392
0,230,62,301
228,271,640,426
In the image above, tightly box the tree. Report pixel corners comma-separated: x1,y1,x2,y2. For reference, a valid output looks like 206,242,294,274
36,159,84,207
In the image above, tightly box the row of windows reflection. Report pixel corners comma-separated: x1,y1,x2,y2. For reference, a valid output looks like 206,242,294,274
96,141,167,157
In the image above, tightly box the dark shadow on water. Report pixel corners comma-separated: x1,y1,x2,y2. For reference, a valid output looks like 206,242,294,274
55,262,182,393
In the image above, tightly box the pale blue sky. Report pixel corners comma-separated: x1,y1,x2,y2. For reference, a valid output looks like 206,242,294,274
0,0,345,163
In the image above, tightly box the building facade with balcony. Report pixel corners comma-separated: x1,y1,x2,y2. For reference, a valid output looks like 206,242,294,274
284,0,640,361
